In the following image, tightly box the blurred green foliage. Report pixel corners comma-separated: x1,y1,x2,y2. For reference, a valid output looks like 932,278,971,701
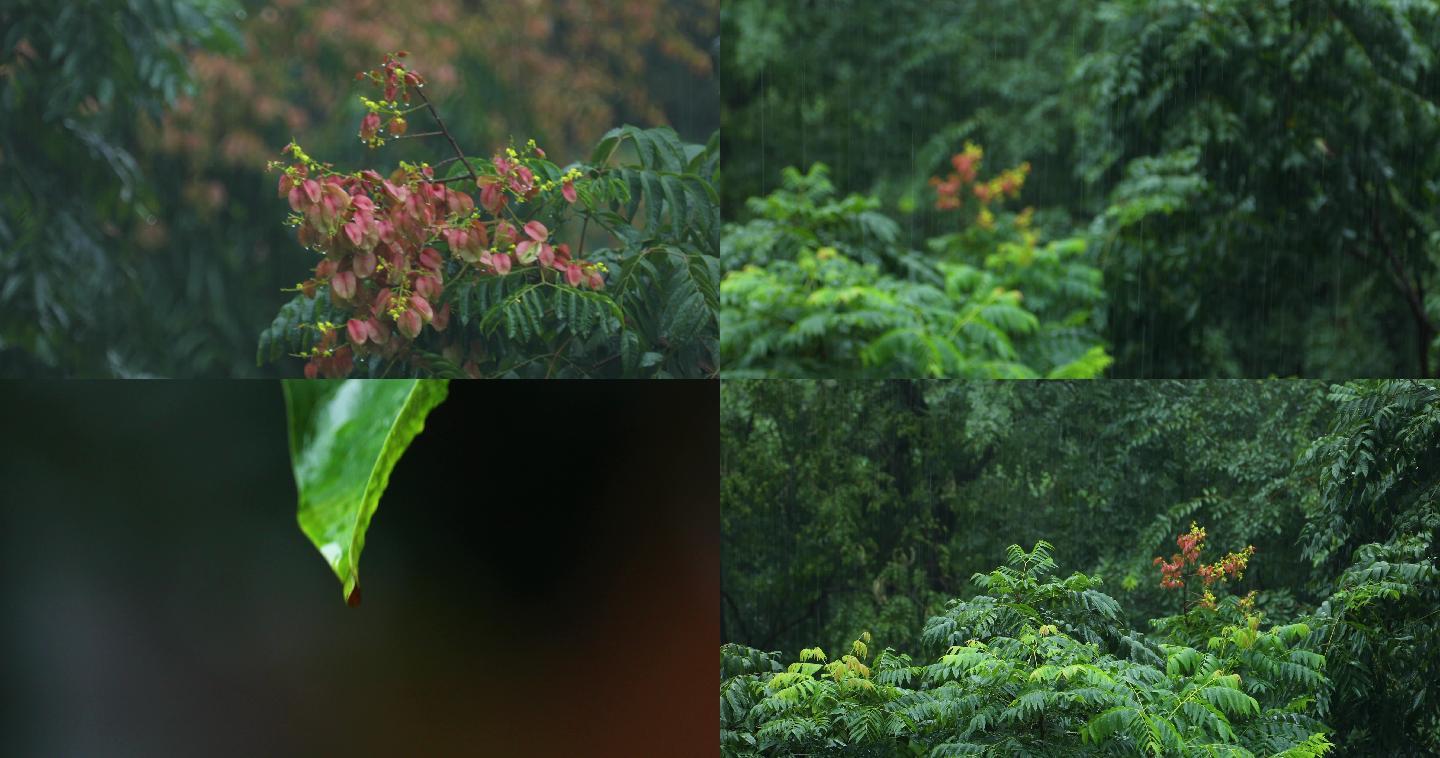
0,0,717,376
721,0,1097,223
722,0,1440,377
0,0,241,375
722,378,1440,752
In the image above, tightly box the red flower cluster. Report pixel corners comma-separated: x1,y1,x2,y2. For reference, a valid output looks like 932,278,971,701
1196,544,1256,586
1152,523,1207,589
1153,522,1257,592
270,53,604,378
353,53,423,148
931,143,984,211
929,141,1032,230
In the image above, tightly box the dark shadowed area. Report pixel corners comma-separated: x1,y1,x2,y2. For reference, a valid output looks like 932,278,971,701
0,380,717,756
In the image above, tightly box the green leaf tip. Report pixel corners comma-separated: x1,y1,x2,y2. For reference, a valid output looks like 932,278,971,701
283,379,449,605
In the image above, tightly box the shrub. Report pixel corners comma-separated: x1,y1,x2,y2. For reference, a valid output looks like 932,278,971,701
720,161,1108,378
721,541,1332,756
259,54,718,378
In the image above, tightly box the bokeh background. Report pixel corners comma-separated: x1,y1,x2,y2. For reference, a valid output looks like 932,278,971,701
0,0,718,377
0,380,718,755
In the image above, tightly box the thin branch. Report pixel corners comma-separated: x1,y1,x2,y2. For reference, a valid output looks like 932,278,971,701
1365,196,1436,376
392,130,443,140
575,214,591,259
545,335,575,379
721,590,757,645
425,175,473,185
413,86,477,183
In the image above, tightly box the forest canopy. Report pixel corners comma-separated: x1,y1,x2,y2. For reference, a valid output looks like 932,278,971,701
720,0,1440,377
720,379,1440,754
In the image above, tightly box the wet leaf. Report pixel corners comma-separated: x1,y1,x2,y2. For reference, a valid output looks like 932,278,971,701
283,379,449,605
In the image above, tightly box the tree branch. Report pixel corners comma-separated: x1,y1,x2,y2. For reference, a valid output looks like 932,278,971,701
721,589,757,645
1369,201,1435,376
413,87,477,183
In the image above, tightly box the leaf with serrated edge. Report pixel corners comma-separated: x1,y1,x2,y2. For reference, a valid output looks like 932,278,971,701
284,379,449,605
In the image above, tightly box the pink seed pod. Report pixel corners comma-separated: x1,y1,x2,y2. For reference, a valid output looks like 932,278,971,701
515,240,537,264
346,318,370,345
414,274,442,300
493,221,517,247
410,294,434,323
480,182,504,213
331,271,357,301
396,308,422,339
443,227,465,253
360,112,381,141
492,252,512,275
367,318,391,345
353,251,377,279
419,247,443,272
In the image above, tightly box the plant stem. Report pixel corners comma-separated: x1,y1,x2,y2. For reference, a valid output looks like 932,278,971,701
545,335,575,378
576,214,591,259
414,87,477,183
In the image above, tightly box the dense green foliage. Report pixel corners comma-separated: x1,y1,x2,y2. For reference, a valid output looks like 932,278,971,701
720,0,1095,218
721,380,1324,654
723,543,1331,756
721,164,1108,378
1298,381,1440,750
1082,1,1440,377
722,0,1440,377
722,379,1440,753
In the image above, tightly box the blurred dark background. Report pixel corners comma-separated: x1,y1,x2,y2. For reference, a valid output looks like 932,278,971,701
0,380,717,756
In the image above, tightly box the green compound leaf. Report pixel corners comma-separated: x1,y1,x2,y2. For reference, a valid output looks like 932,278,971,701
283,379,449,606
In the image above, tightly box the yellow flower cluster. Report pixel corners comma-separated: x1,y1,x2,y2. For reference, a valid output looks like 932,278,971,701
539,167,584,194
